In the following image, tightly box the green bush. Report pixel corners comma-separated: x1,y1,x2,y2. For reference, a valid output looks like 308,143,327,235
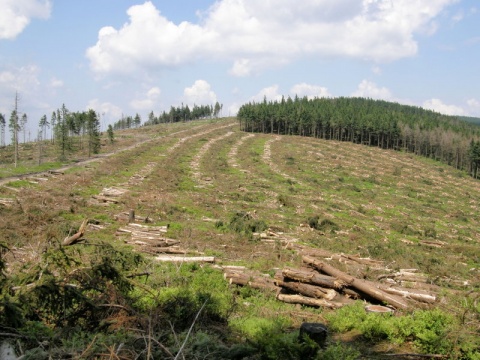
307,216,339,233
229,211,268,235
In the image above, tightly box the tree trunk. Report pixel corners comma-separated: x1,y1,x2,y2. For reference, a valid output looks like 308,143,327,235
276,293,343,309
276,280,337,300
63,219,88,246
282,267,344,289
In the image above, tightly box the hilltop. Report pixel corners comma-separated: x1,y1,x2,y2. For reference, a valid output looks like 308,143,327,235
0,118,479,359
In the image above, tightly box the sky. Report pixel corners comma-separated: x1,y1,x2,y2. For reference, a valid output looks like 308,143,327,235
0,0,479,139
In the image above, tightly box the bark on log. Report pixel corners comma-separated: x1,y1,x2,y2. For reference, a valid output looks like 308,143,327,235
63,219,88,246
276,280,337,300
226,272,279,292
282,267,345,289
276,294,343,309
303,255,409,309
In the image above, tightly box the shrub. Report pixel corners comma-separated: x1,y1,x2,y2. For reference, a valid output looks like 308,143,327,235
307,216,339,233
229,211,268,235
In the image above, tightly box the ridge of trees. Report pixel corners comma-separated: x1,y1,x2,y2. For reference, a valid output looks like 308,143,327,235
142,101,223,127
237,96,480,178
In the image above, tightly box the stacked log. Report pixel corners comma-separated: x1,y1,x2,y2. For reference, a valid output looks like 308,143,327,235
115,222,210,261
90,187,128,205
0,198,15,207
222,247,441,311
253,229,298,244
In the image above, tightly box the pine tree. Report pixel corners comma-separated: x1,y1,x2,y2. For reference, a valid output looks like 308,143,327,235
0,113,5,147
39,114,49,142
86,109,100,157
20,113,27,143
107,124,114,144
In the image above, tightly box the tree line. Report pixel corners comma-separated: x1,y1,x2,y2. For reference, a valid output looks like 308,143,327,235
143,102,223,126
237,96,480,178
0,103,104,164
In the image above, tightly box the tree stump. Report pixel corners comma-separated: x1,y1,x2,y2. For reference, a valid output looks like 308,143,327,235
298,322,328,348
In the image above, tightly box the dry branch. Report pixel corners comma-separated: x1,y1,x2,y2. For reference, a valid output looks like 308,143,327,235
63,219,88,246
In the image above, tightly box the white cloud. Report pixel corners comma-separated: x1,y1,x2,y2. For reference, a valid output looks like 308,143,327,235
0,65,40,94
351,80,393,100
86,99,123,124
87,0,458,77
50,77,63,88
422,98,466,116
290,83,331,99
183,80,217,106
251,85,282,102
130,87,161,110
0,0,51,40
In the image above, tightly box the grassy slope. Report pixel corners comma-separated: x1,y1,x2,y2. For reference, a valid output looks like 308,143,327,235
1,118,479,357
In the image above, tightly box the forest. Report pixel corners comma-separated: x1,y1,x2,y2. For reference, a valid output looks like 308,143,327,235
237,96,480,178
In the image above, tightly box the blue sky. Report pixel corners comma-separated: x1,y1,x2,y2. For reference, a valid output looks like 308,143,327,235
0,0,479,139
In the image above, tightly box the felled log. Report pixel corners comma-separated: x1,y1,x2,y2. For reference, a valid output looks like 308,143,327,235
277,294,343,309
419,240,447,248
275,280,337,300
63,219,88,246
378,271,428,283
0,198,15,207
285,243,334,258
154,255,215,263
380,286,436,304
123,223,168,233
48,170,64,175
330,253,384,267
282,267,344,289
227,272,279,292
147,246,187,254
100,187,128,197
92,195,120,203
303,255,409,310
125,238,180,247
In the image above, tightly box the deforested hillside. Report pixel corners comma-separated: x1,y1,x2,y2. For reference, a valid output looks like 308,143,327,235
0,118,479,359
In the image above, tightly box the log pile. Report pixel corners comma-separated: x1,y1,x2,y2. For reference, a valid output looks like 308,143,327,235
222,247,442,311
0,198,15,207
90,187,128,205
253,229,298,245
115,222,209,261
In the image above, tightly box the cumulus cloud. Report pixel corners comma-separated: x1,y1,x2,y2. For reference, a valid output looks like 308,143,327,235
86,0,457,77
467,99,480,114
0,65,40,94
251,85,282,102
183,80,217,106
0,0,51,40
422,98,466,116
50,77,64,88
351,80,393,100
130,87,161,110
290,83,331,99
86,99,123,123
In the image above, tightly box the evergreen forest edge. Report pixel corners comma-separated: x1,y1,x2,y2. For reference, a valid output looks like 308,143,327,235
237,96,480,178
